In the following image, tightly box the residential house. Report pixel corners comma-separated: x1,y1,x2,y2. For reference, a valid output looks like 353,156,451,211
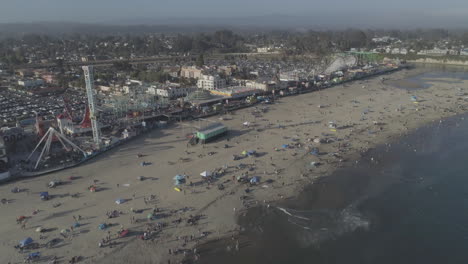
180,66,203,79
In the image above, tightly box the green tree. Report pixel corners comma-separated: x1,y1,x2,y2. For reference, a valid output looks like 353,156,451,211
196,54,205,67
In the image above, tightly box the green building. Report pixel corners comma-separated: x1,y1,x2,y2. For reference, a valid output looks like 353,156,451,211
196,122,228,143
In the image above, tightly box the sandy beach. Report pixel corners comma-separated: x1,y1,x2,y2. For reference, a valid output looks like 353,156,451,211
1,66,468,264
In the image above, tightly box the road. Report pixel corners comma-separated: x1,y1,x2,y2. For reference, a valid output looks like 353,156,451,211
16,52,282,69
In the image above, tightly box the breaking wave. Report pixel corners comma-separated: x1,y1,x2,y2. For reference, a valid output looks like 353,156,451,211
275,203,370,247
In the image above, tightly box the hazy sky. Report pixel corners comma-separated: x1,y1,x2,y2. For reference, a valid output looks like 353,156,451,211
1,0,467,27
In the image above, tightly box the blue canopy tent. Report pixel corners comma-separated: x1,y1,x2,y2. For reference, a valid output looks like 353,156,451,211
173,174,186,185
19,237,33,247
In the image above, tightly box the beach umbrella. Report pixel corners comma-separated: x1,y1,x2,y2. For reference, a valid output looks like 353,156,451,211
19,237,33,247
98,223,107,230
147,213,154,220
60,229,70,234
247,150,256,156
115,198,125,204
119,229,129,238
48,181,57,188
282,144,289,148
241,150,247,156
35,227,43,233
310,148,319,156
200,171,211,177
73,222,80,228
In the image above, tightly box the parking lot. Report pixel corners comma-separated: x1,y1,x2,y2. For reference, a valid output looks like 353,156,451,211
0,88,86,126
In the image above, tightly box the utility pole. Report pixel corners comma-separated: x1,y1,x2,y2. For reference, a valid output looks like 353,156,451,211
82,66,101,149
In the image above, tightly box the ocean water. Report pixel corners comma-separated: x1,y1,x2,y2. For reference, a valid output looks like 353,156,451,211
198,68,468,264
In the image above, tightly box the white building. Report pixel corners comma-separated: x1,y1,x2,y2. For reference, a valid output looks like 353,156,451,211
391,48,408,55
417,48,449,55
257,46,273,53
245,80,277,92
197,75,226,90
147,86,157,95
156,87,196,98
18,79,44,88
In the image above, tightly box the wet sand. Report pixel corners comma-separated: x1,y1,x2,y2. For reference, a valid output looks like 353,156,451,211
1,66,468,264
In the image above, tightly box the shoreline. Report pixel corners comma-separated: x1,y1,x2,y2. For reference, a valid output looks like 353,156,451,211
194,109,468,264
1,66,467,264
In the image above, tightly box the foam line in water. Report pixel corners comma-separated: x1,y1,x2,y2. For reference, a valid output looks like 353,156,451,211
277,207,311,220
288,219,311,230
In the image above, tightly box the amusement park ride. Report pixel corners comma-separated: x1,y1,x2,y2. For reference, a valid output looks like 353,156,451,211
26,66,102,169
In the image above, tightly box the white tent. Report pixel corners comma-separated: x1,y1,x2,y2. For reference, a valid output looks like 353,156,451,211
200,171,212,177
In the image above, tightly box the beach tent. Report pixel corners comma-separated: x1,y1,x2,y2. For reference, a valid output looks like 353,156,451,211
250,176,260,184
200,171,212,177
282,144,289,148
411,96,418,101
19,237,33,247
173,174,186,185
98,223,107,230
28,252,40,258
40,192,49,200
310,148,319,156
115,198,125,205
